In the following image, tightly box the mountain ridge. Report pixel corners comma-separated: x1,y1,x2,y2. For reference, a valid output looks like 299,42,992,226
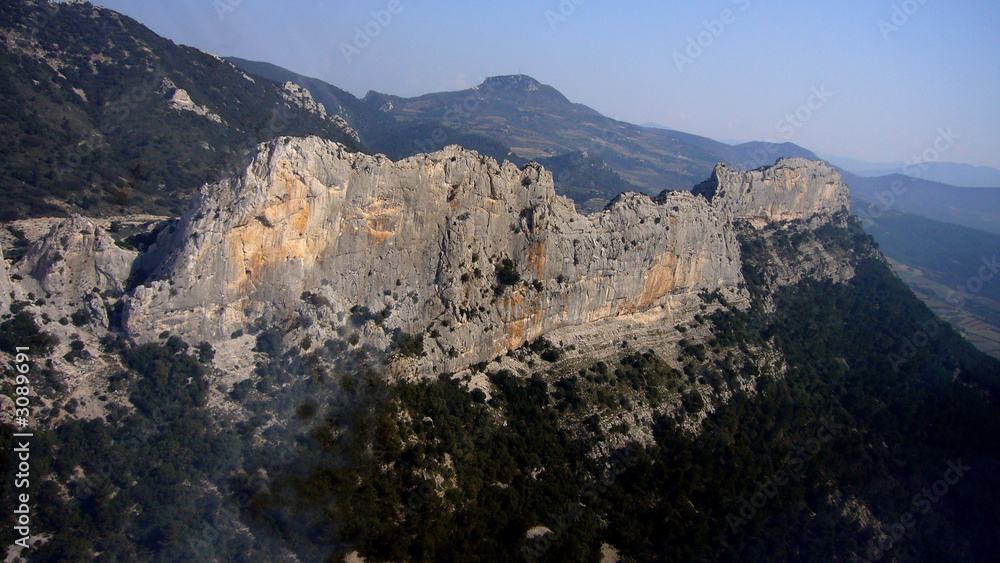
0,0,361,220
3,136,850,375
114,140,847,373
3,4,1000,563
226,62,998,237
821,153,1000,187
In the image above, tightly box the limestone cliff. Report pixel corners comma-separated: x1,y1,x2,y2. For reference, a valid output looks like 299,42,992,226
123,137,750,369
12,216,137,327
120,139,851,370
694,158,850,226
0,244,12,313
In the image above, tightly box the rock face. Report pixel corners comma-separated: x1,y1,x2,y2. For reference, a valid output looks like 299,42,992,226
123,137,755,368
694,158,850,225
122,138,849,370
281,82,362,146
281,82,330,120
13,216,137,325
0,244,12,313
168,87,224,124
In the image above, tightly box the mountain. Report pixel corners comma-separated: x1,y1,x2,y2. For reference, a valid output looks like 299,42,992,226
880,161,1000,188
223,56,396,145
818,153,904,174
534,150,645,213
226,57,523,167
3,142,999,561
862,209,1000,357
0,0,361,220
845,172,1000,235
822,153,1000,188
359,74,820,197
642,122,821,167
119,144,847,372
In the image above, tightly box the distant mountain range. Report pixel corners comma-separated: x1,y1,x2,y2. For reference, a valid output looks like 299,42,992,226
820,153,1000,188
845,172,1000,235
233,62,1000,234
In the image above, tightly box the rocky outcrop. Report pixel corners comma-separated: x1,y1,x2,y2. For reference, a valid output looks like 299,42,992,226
0,244,12,313
123,136,747,369
694,158,850,226
281,82,362,145
13,216,137,324
120,138,852,371
281,82,330,120
168,87,224,124
479,74,543,92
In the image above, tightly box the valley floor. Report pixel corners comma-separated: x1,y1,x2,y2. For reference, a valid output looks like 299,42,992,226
888,258,1000,359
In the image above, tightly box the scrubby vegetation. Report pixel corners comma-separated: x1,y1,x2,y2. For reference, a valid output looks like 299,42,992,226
2,216,998,562
0,1,361,220
240,219,1000,561
0,303,59,355
495,257,521,290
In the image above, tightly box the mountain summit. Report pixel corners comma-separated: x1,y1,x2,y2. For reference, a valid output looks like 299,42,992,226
477,74,545,92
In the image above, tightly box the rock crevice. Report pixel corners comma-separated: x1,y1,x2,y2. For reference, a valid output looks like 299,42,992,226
120,138,849,370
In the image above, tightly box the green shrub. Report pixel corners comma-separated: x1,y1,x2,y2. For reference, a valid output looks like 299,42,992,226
71,307,92,327
495,257,520,287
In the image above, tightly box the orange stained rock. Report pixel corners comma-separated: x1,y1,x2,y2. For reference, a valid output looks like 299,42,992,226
527,241,546,278
629,241,681,313
359,197,402,244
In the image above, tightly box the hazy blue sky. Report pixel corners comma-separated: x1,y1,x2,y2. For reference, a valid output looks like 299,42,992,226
92,0,1000,168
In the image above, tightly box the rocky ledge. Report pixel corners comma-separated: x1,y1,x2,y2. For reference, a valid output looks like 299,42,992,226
114,137,847,370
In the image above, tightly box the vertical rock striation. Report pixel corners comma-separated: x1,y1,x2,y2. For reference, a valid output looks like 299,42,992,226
121,138,849,370
12,216,137,326
695,157,850,226
0,244,12,313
